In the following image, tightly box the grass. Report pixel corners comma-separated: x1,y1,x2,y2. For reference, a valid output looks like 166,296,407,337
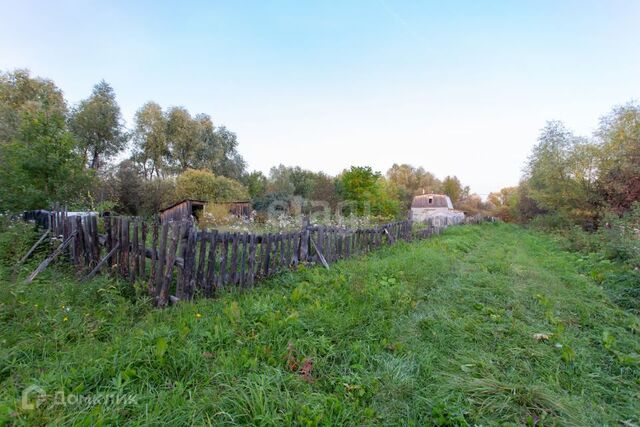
1,223,639,426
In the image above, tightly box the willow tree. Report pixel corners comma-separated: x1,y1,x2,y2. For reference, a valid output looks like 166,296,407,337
69,80,128,170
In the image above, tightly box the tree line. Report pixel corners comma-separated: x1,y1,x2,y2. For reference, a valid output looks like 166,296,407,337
0,69,488,219
489,102,640,230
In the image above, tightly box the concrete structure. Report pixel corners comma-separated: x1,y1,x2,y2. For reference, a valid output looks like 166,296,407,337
410,194,465,225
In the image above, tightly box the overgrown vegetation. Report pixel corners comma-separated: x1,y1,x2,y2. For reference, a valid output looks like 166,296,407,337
0,69,483,219
1,223,638,425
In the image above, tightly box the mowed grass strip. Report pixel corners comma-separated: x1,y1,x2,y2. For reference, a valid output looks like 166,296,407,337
1,223,639,426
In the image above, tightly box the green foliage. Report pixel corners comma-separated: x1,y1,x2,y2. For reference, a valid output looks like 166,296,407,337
597,103,640,213
339,166,400,218
0,69,67,144
0,220,38,266
241,170,268,199
131,101,169,180
1,224,639,425
175,169,248,203
132,103,246,180
0,111,91,211
386,163,442,209
68,80,128,170
441,175,468,204
524,121,599,227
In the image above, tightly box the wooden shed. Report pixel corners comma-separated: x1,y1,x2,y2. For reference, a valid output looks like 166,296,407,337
212,201,252,218
159,199,205,222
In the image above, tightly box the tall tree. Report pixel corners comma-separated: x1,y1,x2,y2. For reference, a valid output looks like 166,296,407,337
0,69,66,144
166,106,201,172
0,111,89,210
387,163,442,208
597,103,640,213
441,176,466,203
525,121,599,225
132,102,168,179
69,80,128,170
241,170,268,199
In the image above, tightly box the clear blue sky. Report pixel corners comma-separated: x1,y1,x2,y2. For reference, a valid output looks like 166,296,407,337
1,0,639,195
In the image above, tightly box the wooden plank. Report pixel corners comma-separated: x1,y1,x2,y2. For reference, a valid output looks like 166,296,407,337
105,216,113,267
263,233,272,277
148,220,158,294
77,216,87,266
181,226,197,300
25,231,77,283
195,231,207,291
280,233,287,269
218,233,229,289
16,229,50,267
154,222,169,296
292,232,300,266
310,236,330,270
157,222,183,307
204,231,218,297
140,222,147,280
132,221,139,283
230,233,239,285
91,215,99,263
83,243,120,282
239,232,248,288
247,233,256,287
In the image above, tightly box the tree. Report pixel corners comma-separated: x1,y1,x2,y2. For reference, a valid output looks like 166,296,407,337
442,176,467,203
166,106,201,172
310,172,340,209
132,102,168,179
386,163,442,209
488,187,520,222
0,69,66,144
267,165,317,198
525,121,599,226
597,103,640,214
241,170,268,199
175,169,248,202
209,126,246,179
69,80,128,170
339,166,400,217
113,160,144,215
0,111,90,210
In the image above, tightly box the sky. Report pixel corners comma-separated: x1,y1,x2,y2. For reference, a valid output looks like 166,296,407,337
1,0,639,196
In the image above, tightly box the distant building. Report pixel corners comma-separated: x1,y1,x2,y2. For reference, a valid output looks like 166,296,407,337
410,194,465,224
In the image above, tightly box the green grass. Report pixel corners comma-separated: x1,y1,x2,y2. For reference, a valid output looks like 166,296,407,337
1,223,639,426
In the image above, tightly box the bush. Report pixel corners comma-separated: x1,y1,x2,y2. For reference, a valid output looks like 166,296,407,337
175,169,248,203
0,219,39,266
596,205,640,266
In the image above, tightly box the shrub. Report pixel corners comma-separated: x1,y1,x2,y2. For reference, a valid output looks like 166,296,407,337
0,219,38,266
596,205,640,266
175,169,248,203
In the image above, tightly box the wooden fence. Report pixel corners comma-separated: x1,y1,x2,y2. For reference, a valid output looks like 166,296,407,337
26,207,492,307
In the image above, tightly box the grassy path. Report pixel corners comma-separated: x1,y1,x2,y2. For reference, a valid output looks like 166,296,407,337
1,223,639,425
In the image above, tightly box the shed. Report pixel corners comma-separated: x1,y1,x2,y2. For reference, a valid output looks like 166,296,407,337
159,199,205,222
211,201,252,218
410,194,464,223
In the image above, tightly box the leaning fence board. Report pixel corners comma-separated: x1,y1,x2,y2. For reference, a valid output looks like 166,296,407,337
25,231,77,283
310,236,330,270
17,229,50,267
83,243,120,282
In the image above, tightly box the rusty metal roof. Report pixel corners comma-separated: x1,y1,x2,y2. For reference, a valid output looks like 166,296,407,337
159,199,206,213
411,194,453,209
